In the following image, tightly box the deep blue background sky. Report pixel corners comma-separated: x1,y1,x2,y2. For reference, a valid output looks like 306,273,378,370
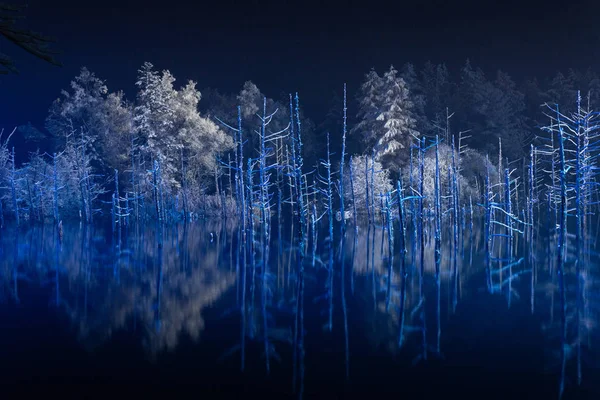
1,0,599,132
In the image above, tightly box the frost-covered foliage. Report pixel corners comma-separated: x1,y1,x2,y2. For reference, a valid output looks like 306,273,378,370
0,148,106,222
0,63,239,223
175,81,234,182
47,68,120,167
6,58,575,224
97,91,133,171
404,143,496,208
375,66,419,170
237,81,262,118
134,62,234,189
343,154,393,214
353,65,419,171
45,67,133,175
459,147,498,199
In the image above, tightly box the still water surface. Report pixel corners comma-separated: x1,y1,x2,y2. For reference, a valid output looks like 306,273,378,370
0,220,598,398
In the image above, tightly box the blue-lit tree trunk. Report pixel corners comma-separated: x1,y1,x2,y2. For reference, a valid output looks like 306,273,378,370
311,202,318,267
247,158,256,320
294,93,307,241
409,144,418,269
288,95,299,223
339,83,347,233
451,136,459,312
317,132,335,332
322,132,334,246
484,156,492,292
349,155,357,233
384,191,394,312
237,106,246,231
503,167,514,307
292,93,308,399
370,150,376,223
396,178,407,347
554,104,568,399
258,96,271,374
418,136,427,362
529,144,536,314
130,128,139,225
418,137,425,296
434,136,442,350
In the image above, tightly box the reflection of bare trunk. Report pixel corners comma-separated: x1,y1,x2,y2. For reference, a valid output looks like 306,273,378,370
154,223,163,333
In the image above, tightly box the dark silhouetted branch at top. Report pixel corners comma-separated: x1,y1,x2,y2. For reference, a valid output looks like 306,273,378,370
0,3,61,74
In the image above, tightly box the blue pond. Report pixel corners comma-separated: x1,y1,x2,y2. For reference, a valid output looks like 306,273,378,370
0,220,598,399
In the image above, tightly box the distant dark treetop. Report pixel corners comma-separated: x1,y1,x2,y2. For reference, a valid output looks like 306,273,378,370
0,2,61,74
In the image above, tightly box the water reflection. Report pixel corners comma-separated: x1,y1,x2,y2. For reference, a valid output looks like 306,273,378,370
0,219,598,397
1,222,237,354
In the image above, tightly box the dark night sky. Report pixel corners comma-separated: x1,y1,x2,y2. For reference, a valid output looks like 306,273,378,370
1,0,599,131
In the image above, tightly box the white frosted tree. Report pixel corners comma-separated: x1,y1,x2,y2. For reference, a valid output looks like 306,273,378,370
45,67,121,221
96,91,133,173
134,62,234,191
46,67,108,160
46,67,132,174
237,81,262,118
353,66,419,172
134,62,179,186
376,66,420,171
343,154,393,213
174,80,234,181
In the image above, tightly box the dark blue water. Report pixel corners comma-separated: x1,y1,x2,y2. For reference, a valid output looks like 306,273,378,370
0,221,598,399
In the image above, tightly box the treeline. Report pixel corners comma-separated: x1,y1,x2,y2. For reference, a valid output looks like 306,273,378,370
0,59,598,224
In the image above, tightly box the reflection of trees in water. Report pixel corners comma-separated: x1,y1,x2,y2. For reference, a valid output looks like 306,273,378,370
346,220,599,378
347,224,483,354
0,218,598,395
537,231,600,390
0,222,236,355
